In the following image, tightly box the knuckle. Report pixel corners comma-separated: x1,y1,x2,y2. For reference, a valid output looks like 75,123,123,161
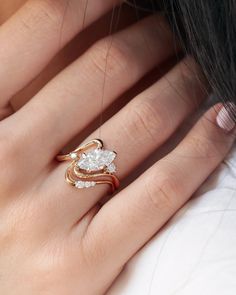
89,37,132,79
144,170,181,211
175,58,205,100
188,135,218,160
124,99,164,143
20,0,65,32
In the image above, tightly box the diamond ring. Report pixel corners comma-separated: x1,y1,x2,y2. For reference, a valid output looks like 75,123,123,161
57,139,120,193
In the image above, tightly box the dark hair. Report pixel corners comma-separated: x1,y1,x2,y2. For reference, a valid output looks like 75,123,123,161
126,0,236,120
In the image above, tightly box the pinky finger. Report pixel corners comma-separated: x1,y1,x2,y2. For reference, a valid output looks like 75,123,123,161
83,103,236,270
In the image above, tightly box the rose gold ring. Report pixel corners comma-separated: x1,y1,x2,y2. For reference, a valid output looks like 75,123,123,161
57,139,120,193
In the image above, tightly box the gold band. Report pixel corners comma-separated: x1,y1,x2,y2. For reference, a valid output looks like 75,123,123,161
57,139,120,193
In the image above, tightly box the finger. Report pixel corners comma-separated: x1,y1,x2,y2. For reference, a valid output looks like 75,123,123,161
4,15,175,173
49,57,206,223
0,0,120,109
83,104,235,271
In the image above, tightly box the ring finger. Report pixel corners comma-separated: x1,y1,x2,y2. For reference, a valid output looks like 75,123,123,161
46,57,207,227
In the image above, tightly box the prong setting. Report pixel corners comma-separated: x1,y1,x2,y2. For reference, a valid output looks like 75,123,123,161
58,139,119,193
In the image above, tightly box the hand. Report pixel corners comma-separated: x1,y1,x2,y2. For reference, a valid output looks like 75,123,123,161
0,1,235,294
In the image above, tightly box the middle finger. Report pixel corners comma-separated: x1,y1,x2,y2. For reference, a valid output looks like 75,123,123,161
2,15,175,174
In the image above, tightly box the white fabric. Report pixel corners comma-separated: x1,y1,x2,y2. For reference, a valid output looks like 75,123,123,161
107,144,236,295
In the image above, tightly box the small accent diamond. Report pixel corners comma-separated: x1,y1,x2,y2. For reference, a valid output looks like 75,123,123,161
75,181,85,188
70,152,78,160
85,181,91,188
107,163,116,173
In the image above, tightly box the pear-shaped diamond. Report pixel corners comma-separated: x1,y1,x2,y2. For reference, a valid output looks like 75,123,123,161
77,149,116,171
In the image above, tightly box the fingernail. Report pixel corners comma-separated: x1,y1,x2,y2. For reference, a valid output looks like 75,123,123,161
216,103,236,132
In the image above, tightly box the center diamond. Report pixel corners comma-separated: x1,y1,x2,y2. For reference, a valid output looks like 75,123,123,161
77,149,116,171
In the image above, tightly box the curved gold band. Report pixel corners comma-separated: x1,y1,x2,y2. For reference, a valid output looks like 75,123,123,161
57,139,120,193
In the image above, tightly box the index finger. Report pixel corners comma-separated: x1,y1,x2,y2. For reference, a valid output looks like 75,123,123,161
0,0,120,108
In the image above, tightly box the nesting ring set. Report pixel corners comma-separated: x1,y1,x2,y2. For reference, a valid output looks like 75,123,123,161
57,139,120,193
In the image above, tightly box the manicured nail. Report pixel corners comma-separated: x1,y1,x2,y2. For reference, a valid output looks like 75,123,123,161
216,103,236,132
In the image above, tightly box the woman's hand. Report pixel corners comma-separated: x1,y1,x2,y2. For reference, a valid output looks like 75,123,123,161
0,1,235,294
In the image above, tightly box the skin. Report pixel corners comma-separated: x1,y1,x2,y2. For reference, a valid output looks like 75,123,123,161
0,1,235,294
